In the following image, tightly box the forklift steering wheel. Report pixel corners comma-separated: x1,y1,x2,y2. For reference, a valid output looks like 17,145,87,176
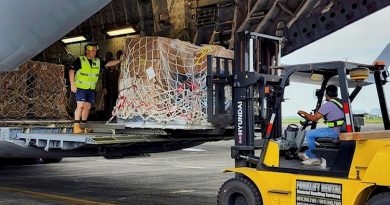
298,112,312,127
298,112,308,120
300,119,312,127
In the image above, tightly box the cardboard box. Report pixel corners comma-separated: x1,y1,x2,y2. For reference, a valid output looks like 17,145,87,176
0,61,69,119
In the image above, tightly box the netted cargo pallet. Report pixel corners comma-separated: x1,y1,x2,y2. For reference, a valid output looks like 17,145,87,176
0,60,70,119
112,37,233,128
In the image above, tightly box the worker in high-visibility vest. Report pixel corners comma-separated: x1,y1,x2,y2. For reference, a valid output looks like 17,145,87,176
69,44,122,134
297,85,345,166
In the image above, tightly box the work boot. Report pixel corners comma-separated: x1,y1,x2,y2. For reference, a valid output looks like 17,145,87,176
73,123,84,134
80,121,93,133
84,128,93,133
297,152,309,161
302,158,322,166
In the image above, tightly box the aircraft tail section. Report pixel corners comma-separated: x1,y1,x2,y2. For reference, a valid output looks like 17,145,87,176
374,43,390,71
366,43,390,83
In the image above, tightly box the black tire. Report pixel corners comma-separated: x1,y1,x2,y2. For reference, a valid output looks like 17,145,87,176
41,157,63,163
367,192,390,205
217,177,262,205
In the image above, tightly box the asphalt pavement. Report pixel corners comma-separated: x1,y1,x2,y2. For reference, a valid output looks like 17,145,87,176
0,140,234,205
0,124,384,205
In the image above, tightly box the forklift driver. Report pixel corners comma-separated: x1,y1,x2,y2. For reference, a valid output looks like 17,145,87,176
297,85,345,166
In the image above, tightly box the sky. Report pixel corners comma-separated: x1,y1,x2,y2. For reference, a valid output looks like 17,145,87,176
280,7,390,116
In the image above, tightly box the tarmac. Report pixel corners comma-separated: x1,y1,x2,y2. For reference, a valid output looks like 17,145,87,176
0,140,234,205
0,124,383,205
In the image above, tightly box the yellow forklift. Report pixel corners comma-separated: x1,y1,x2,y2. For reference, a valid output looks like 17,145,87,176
215,32,390,205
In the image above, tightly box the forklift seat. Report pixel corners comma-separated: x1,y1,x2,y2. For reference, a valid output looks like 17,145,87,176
313,137,341,167
315,137,340,148
315,114,363,148
313,138,340,167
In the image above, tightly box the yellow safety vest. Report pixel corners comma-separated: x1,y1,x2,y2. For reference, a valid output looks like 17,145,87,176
75,56,100,90
325,98,345,128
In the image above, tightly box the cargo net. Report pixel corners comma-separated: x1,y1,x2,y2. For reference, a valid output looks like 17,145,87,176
0,61,70,120
112,37,233,125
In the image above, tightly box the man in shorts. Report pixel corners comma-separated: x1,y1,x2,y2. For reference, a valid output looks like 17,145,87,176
69,43,121,133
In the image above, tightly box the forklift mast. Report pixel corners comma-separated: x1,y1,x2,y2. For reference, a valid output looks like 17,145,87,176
232,32,283,167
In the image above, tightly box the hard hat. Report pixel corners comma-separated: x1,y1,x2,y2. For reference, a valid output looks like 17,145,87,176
85,43,99,51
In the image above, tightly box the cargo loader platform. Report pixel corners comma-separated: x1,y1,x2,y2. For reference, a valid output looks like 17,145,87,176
0,123,231,159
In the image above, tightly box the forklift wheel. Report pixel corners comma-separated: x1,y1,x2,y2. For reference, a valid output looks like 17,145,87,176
367,192,390,205
218,177,262,205
41,157,63,164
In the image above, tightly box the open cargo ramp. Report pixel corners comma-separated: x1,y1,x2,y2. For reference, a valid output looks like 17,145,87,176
0,126,230,159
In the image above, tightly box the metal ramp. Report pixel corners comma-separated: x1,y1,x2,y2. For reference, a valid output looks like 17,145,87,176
0,121,231,158
16,133,96,151
0,126,171,152
117,119,216,130
15,133,174,151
